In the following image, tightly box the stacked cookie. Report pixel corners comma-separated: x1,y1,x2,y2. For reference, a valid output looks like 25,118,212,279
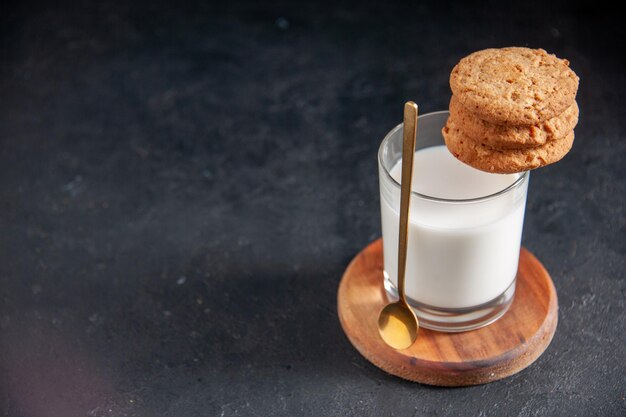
442,47,579,174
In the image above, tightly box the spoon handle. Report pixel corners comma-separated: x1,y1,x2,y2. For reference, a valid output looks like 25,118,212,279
397,102,418,302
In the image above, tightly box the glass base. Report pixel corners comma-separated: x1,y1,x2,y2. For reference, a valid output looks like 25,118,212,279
383,277,516,333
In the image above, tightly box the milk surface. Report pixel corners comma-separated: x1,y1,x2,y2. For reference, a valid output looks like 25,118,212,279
380,145,527,308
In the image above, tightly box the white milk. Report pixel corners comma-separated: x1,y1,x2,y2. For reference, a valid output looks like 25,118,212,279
380,145,528,309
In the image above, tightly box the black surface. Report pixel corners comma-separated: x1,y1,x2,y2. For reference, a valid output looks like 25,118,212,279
1,1,624,416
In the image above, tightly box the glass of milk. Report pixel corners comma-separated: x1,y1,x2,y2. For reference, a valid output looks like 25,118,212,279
378,111,529,332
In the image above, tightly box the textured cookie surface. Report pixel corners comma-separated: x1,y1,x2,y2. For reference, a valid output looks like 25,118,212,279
450,47,579,125
449,95,579,150
442,119,575,173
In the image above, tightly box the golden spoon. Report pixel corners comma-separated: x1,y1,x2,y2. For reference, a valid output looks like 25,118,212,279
378,101,419,350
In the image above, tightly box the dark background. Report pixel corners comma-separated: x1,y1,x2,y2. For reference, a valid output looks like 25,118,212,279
1,1,624,416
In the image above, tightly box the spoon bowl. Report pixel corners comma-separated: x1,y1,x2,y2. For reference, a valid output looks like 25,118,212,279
378,300,418,350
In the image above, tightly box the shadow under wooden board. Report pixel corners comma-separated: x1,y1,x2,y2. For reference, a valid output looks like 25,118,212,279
337,239,558,387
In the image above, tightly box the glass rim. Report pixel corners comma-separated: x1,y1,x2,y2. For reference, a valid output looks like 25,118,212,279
378,110,528,203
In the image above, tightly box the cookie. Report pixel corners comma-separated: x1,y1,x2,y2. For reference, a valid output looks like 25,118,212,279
448,95,579,150
450,47,579,125
442,118,575,173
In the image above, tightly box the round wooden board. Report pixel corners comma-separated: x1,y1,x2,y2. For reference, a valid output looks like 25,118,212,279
337,239,558,387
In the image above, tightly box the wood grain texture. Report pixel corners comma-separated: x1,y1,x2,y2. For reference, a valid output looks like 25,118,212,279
337,239,558,386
